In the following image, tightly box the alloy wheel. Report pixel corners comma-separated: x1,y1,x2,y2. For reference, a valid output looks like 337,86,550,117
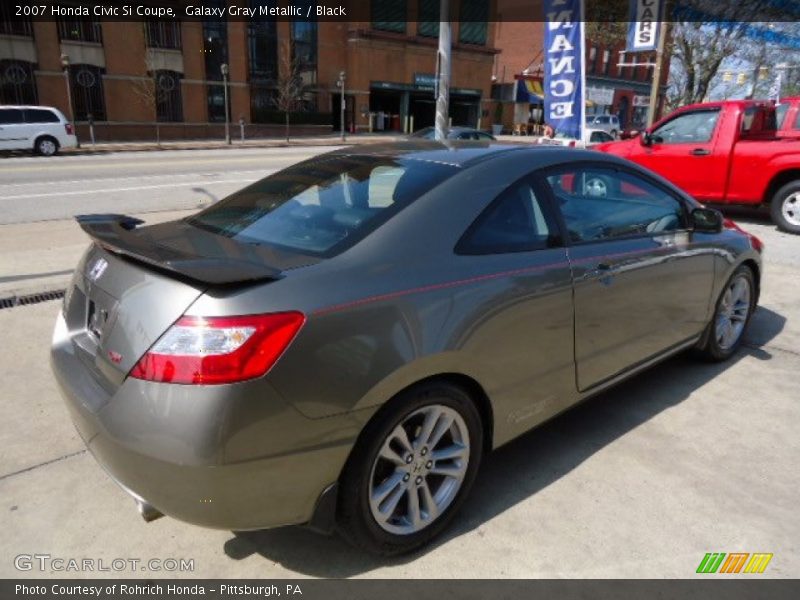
39,139,57,156
368,404,470,535
715,274,752,351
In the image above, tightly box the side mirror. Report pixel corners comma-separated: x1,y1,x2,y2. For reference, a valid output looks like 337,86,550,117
691,207,724,233
640,132,653,146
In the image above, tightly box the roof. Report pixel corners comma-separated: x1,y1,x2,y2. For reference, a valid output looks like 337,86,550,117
327,141,530,167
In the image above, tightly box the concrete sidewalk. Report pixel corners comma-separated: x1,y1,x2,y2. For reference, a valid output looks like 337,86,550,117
58,133,404,156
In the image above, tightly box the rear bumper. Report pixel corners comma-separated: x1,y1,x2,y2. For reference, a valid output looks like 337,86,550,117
50,311,364,531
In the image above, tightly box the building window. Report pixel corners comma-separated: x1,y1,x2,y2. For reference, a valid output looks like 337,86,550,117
207,83,228,122
371,0,406,33
155,70,183,122
145,20,182,50
247,1,277,81
418,0,440,37
458,0,488,45
602,50,610,75
292,20,318,110
58,19,102,43
203,0,228,82
250,86,277,123
0,60,37,105
69,64,106,121
588,46,597,74
0,4,33,36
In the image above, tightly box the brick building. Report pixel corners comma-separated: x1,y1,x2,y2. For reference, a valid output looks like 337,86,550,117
490,21,670,133
0,1,498,141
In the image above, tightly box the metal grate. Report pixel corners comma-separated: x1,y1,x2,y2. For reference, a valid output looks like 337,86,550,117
0,289,66,310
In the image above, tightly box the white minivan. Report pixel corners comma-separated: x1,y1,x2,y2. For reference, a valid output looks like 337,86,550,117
0,105,78,156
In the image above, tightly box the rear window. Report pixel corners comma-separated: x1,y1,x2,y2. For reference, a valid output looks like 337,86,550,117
188,155,458,256
0,109,23,124
776,102,789,128
24,108,60,123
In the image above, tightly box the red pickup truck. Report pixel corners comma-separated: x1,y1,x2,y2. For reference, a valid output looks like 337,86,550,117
596,100,800,233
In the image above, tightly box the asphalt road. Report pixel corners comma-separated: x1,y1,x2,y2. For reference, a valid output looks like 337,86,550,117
0,147,334,225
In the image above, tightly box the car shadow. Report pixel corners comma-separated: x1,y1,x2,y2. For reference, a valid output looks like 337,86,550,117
223,306,785,577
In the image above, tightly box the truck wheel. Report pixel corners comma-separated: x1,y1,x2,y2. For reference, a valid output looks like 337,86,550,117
770,181,800,234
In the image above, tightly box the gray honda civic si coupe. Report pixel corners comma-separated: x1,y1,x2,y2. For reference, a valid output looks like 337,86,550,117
51,142,763,555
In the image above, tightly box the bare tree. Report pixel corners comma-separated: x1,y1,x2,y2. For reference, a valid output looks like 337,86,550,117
274,39,306,143
131,48,164,145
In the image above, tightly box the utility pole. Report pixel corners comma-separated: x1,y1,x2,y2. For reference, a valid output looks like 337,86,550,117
647,21,668,128
337,71,346,141
434,0,451,141
60,53,79,148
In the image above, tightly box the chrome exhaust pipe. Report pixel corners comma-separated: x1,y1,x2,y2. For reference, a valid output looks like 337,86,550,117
135,499,164,523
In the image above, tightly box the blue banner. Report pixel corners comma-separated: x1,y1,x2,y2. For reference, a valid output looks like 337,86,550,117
543,0,585,141
626,0,662,52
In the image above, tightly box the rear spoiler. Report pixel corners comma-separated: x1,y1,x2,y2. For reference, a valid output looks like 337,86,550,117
76,214,283,286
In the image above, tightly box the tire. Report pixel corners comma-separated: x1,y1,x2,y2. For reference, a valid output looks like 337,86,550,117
35,136,59,156
695,265,756,361
337,382,483,556
770,180,800,234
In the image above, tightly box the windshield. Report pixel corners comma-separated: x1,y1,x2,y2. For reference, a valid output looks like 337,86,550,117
187,155,458,257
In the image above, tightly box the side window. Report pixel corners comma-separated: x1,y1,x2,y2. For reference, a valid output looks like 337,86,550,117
457,179,557,254
795,109,800,130
23,109,60,123
775,103,789,128
544,166,686,242
651,109,720,144
0,108,23,124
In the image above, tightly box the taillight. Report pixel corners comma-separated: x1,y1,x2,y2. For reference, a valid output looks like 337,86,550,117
568,140,576,147
65,123,74,135
129,312,305,385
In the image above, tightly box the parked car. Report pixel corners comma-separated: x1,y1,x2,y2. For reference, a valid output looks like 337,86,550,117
596,100,800,233
0,105,77,156
585,114,620,138
410,126,496,140
539,127,615,148
51,143,762,556
775,96,800,139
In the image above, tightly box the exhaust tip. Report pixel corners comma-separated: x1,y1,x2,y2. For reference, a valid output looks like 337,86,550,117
136,499,164,523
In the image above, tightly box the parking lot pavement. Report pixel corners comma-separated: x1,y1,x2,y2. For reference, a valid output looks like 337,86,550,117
0,227,797,579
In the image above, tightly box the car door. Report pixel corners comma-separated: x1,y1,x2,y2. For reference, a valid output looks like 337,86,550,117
541,164,714,391
635,107,725,201
0,108,25,150
455,176,576,440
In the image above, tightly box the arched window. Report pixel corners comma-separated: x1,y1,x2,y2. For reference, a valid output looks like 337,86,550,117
0,60,37,105
155,70,183,122
69,64,106,121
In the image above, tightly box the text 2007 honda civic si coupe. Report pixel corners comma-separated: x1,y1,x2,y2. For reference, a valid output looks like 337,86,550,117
51,143,762,555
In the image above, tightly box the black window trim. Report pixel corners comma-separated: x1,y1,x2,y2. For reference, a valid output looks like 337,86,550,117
535,160,694,247
455,173,564,256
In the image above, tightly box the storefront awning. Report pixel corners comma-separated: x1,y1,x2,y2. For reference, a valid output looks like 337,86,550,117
515,79,544,104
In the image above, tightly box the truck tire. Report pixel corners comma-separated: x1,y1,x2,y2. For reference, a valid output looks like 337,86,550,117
770,181,800,234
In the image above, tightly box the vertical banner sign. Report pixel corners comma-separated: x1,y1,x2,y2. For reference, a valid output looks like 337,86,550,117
544,0,586,141
627,0,663,52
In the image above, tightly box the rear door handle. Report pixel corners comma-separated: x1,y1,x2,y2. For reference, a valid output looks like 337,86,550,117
690,148,710,156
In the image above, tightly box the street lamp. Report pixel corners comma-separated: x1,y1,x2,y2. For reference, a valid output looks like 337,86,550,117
60,53,79,148
221,63,230,145
336,70,346,141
